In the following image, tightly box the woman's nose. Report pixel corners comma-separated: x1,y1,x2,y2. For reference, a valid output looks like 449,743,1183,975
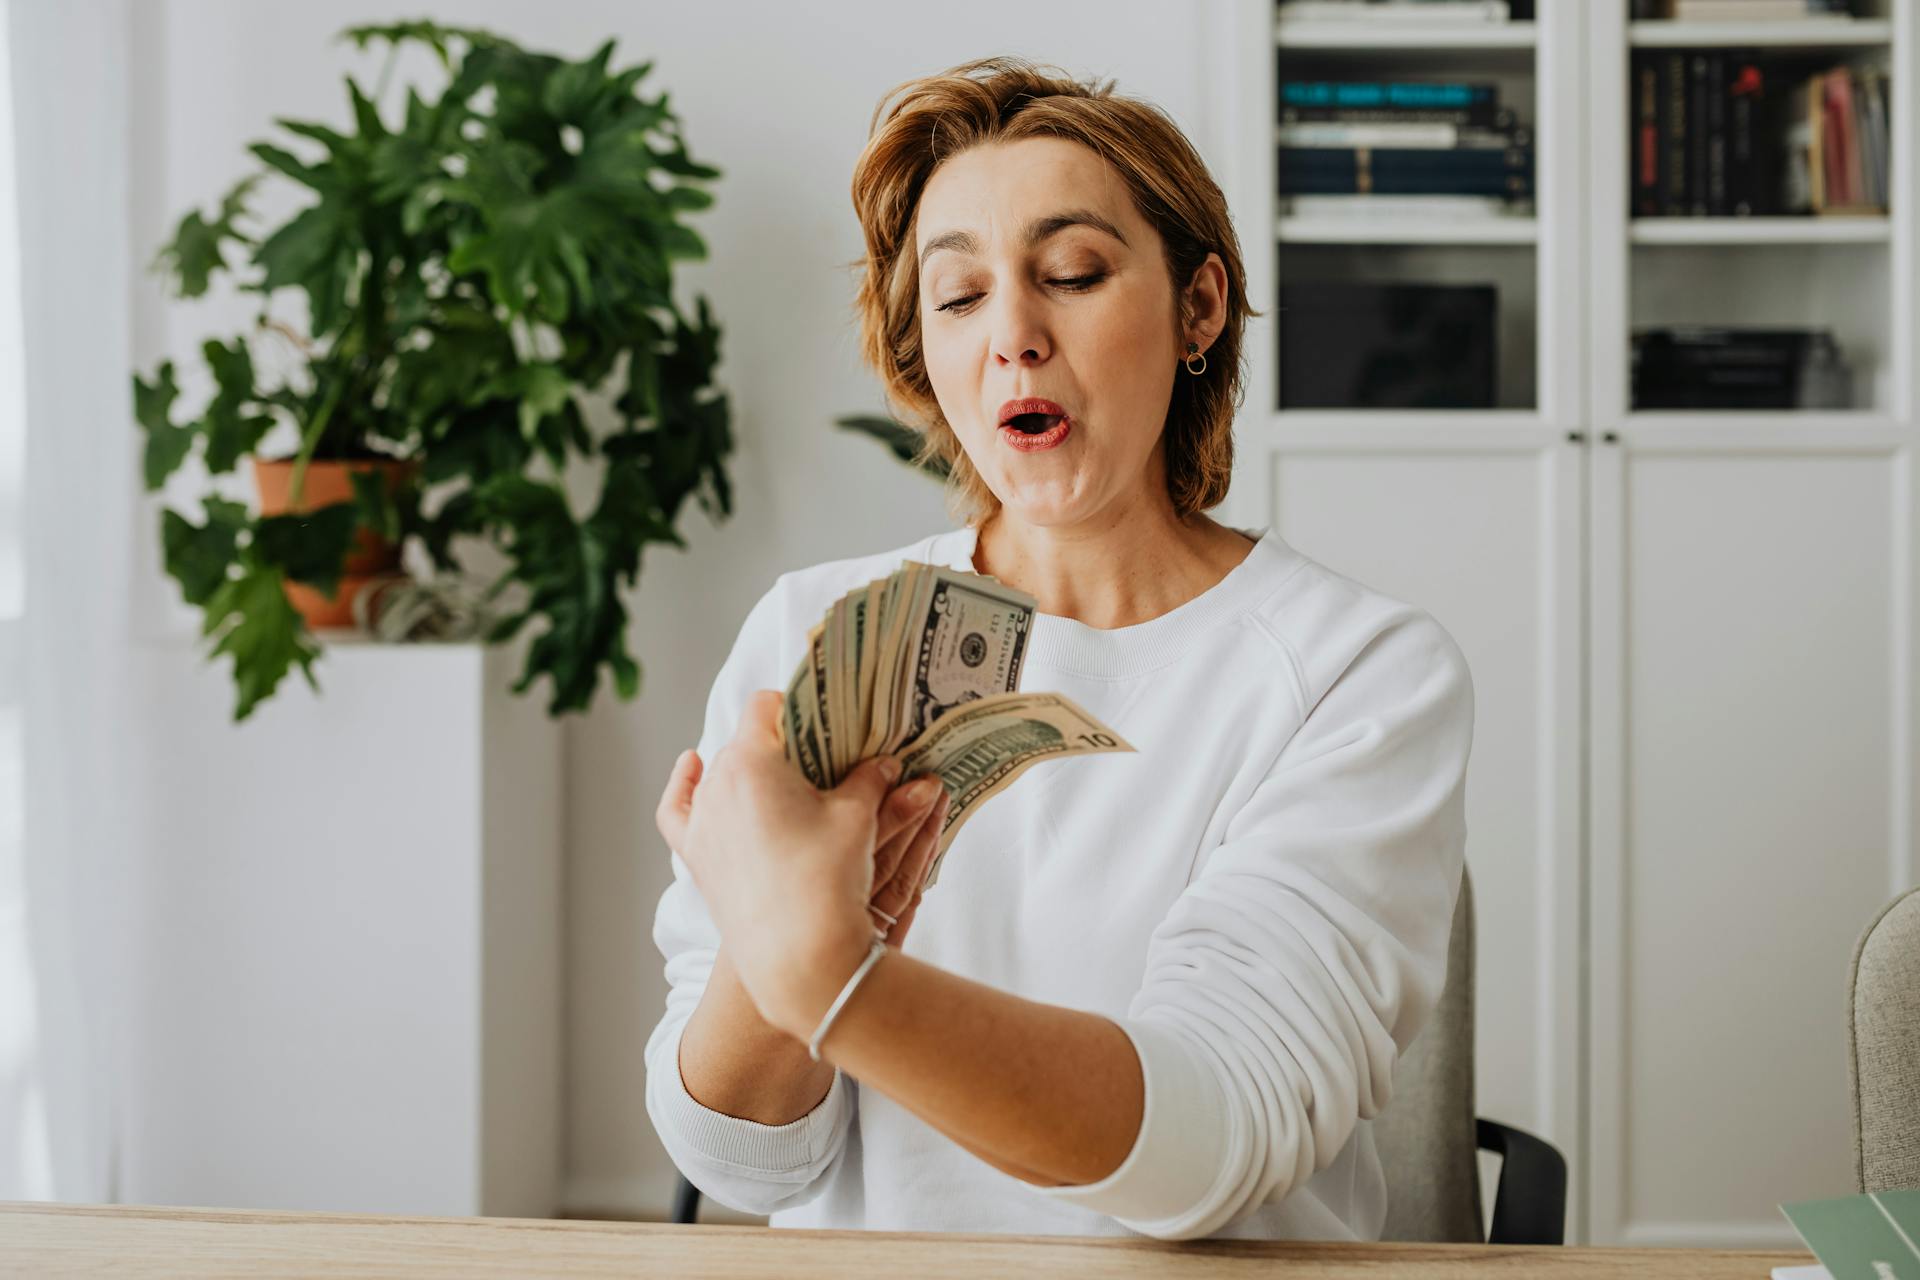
988,292,1051,367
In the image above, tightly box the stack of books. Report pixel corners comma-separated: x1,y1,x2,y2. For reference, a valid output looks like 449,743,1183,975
1278,0,1533,21
1632,0,1856,18
1631,326,1852,409
1278,80,1534,217
1631,54,1889,217
1786,66,1890,214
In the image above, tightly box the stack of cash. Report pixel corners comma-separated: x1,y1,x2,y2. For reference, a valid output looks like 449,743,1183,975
780,560,1133,887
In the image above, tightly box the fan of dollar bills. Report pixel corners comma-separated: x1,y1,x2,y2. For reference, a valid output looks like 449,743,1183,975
779,560,1133,888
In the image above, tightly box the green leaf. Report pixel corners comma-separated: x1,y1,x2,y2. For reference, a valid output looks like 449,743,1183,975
350,468,403,542
591,450,680,563
253,200,358,335
609,646,640,700
417,404,534,487
152,176,258,296
160,496,248,606
541,40,615,122
340,20,507,66
658,223,706,262
604,60,657,109
202,563,320,721
479,362,573,441
662,185,714,213
653,147,721,181
387,303,516,423
252,500,360,595
199,338,276,473
248,142,327,191
134,362,194,490
448,210,576,321
273,118,353,157
615,338,662,425
369,131,444,206
345,76,388,141
417,488,481,572
836,413,949,478
477,475,632,714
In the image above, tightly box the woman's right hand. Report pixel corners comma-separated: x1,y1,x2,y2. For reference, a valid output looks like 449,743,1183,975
655,748,949,948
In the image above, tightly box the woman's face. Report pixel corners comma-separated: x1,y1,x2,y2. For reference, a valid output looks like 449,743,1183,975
914,136,1189,530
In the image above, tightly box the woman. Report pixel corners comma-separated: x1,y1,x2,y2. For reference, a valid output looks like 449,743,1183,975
644,56,1474,1242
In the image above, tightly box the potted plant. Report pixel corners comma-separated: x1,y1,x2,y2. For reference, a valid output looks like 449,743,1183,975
134,20,734,720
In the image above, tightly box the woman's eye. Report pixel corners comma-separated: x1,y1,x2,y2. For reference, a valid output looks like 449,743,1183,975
933,273,1106,315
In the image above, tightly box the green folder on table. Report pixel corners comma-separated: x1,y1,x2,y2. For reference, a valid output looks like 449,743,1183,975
1779,1188,1920,1280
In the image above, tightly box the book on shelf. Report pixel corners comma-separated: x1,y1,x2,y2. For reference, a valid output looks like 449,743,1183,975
1631,327,1852,409
1279,79,1533,204
1276,120,1529,149
1687,54,1733,216
1859,70,1889,207
1281,80,1501,116
1728,62,1768,216
1280,149,1532,198
1277,0,1528,22
1631,52,1888,217
1828,72,1861,208
1794,65,1887,214
1281,193,1530,219
1631,0,1858,18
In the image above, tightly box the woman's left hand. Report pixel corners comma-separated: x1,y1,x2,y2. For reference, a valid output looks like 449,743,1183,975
664,689,900,1037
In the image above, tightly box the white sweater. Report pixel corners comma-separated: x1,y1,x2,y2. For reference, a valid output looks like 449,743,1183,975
644,524,1474,1241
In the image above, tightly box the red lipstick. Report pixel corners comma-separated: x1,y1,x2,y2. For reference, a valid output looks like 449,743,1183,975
1000,418,1071,451
997,397,1072,452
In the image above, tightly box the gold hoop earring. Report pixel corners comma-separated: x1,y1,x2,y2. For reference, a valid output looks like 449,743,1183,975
1184,342,1207,376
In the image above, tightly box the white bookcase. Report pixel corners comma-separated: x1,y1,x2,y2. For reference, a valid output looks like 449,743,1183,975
1206,0,1920,1249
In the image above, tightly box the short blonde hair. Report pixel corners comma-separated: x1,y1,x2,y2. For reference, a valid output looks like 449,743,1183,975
849,56,1257,525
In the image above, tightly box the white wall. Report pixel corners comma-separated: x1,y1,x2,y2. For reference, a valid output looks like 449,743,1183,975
130,0,1214,1218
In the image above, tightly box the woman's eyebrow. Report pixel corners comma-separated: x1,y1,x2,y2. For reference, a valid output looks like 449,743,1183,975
918,209,1129,268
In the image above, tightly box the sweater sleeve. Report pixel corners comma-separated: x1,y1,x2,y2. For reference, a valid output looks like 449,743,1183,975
642,577,858,1216
1034,608,1475,1240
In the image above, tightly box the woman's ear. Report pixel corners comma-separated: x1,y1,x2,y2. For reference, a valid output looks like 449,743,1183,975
1181,252,1229,354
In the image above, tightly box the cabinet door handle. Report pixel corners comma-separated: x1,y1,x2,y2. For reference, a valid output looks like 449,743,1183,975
1567,431,1587,443
1602,431,1620,444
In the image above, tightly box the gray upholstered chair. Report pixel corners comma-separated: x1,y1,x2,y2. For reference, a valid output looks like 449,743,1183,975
672,863,1569,1240
1848,885,1920,1194
1371,864,1567,1244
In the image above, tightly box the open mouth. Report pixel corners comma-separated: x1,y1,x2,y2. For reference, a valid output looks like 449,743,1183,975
998,414,1071,451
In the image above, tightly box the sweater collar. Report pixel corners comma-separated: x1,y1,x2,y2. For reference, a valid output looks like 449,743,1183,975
926,523,1299,679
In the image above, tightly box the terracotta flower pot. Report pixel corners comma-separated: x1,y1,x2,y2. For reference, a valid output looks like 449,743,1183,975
252,457,416,630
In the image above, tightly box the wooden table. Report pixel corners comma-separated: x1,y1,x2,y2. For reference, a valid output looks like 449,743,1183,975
2,1202,1815,1277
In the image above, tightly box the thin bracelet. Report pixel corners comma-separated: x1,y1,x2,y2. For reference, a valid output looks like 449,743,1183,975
807,936,889,1062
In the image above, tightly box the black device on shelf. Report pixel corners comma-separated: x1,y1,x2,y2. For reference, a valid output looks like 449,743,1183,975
1630,1,1855,16
1631,326,1852,408
1279,281,1499,409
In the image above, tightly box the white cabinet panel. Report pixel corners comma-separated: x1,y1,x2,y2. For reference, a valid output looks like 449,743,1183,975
1589,437,1916,1246
1258,430,1585,1228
